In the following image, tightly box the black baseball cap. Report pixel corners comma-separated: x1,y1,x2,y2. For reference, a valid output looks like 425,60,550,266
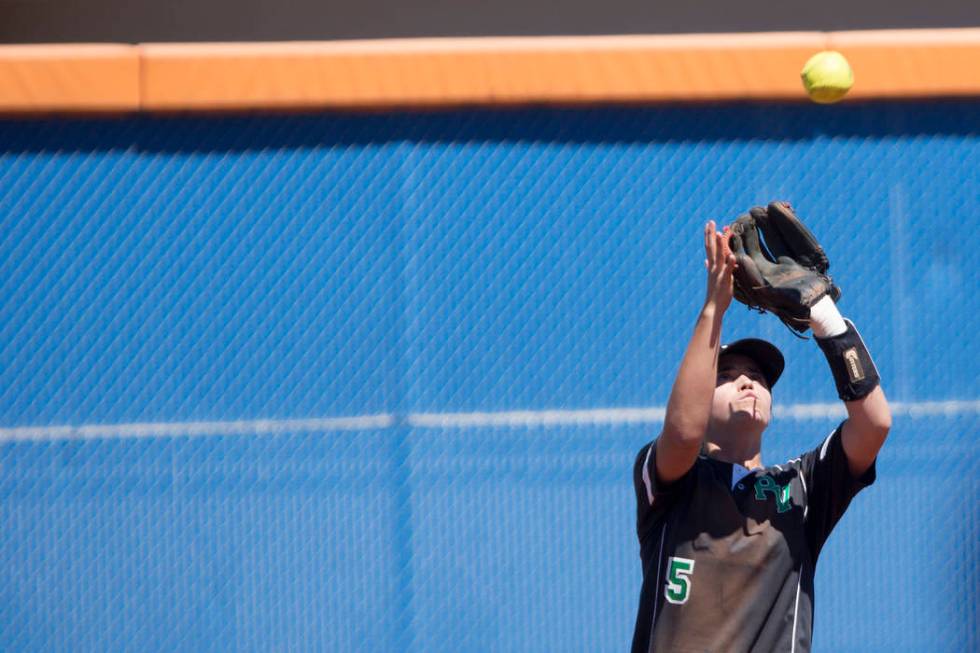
719,338,785,388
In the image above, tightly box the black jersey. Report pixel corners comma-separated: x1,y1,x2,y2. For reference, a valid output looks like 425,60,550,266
631,424,875,653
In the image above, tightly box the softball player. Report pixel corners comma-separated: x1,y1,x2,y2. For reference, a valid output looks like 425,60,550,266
631,207,891,652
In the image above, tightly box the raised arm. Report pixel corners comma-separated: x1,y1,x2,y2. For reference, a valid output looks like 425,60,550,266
810,297,892,477
656,221,736,484
724,201,891,479
840,386,891,477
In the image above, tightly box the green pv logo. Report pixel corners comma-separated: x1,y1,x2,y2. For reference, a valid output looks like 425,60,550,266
754,475,792,513
664,556,695,605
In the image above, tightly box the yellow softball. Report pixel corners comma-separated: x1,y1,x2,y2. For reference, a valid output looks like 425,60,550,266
801,51,854,104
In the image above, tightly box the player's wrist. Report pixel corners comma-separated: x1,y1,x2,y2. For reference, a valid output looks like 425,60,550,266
699,299,727,320
814,319,881,401
808,295,847,338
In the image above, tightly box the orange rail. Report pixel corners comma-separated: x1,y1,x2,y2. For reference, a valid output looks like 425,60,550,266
0,44,139,112
2,29,979,113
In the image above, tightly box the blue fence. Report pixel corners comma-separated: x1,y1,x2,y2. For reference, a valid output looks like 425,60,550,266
1,101,978,651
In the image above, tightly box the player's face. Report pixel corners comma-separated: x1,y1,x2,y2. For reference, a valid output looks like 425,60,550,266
712,354,772,427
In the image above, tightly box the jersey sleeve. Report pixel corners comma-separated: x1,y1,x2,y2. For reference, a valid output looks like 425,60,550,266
798,422,877,559
633,438,696,543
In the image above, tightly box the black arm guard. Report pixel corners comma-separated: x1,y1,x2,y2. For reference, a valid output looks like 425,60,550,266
815,319,881,401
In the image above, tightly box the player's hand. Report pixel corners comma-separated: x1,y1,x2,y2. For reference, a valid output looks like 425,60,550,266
729,202,840,333
703,220,737,313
